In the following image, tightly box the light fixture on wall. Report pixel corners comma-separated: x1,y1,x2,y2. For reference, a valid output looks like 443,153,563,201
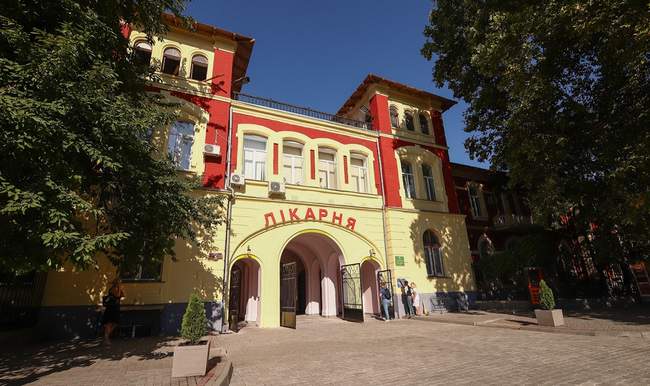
369,249,375,257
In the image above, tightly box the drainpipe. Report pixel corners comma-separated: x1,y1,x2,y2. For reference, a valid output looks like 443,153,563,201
375,134,400,320
220,101,235,333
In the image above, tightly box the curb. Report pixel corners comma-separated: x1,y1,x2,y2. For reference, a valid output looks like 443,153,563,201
412,316,650,339
204,358,233,386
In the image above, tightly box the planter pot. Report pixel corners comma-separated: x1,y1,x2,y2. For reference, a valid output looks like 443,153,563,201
534,309,565,327
172,340,210,378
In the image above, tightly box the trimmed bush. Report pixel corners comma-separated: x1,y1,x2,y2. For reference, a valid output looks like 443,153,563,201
180,293,208,344
539,280,555,310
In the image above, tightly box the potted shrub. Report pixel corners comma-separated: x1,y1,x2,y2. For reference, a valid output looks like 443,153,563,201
172,293,210,378
534,280,565,327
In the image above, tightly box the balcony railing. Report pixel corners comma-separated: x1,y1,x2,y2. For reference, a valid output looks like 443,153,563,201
233,92,373,131
493,214,533,228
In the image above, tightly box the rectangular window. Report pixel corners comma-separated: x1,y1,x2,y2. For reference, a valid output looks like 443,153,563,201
283,142,303,185
243,135,267,180
401,161,416,199
167,121,195,171
121,257,163,281
469,184,483,218
350,156,368,193
318,150,337,189
422,164,436,201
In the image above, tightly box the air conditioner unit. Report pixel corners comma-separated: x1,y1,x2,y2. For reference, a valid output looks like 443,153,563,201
203,144,221,157
229,173,245,187
268,180,285,196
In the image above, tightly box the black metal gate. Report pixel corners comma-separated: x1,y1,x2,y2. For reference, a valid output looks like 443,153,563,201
0,271,47,330
280,261,297,329
341,263,363,322
228,266,241,332
377,269,394,320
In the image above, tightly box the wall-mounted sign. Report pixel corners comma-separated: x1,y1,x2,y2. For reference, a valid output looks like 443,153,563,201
263,207,357,231
395,255,404,266
208,252,223,261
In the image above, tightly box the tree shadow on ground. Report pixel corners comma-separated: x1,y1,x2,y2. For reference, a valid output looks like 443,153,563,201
561,304,650,326
0,336,180,385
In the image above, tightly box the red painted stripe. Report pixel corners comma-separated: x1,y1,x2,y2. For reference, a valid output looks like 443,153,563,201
310,150,315,180
273,143,279,175
343,156,349,184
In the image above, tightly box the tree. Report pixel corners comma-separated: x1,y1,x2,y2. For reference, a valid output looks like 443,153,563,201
422,1,650,264
0,0,224,276
180,293,208,344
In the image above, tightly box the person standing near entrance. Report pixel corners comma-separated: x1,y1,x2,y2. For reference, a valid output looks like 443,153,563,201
102,278,124,345
411,282,421,316
404,280,414,318
380,284,392,321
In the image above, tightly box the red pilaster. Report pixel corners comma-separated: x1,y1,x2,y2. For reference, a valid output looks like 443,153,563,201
378,137,402,207
212,48,234,98
310,150,316,180
273,143,279,175
343,156,349,184
369,93,391,134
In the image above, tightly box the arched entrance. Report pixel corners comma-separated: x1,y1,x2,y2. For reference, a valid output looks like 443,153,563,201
279,232,344,328
228,257,261,331
361,259,381,317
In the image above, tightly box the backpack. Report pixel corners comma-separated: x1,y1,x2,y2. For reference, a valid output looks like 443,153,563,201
102,294,117,307
381,287,391,300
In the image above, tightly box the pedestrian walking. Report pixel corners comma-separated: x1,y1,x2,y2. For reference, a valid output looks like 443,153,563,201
411,282,421,316
102,278,124,345
380,283,392,321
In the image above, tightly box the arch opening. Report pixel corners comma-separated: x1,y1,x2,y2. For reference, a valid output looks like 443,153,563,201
228,257,261,330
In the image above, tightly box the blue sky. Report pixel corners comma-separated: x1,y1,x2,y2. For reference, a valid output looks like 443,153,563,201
186,0,486,168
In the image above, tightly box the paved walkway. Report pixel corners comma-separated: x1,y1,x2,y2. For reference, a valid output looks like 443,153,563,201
219,315,650,385
0,336,228,386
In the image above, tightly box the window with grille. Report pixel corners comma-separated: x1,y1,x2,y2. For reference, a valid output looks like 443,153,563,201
423,230,444,277
167,121,195,171
350,155,368,193
422,164,436,201
283,141,303,185
243,135,267,180
401,160,416,199
318,149,337,189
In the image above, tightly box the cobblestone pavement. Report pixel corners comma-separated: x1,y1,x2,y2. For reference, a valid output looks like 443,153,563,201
219,315,650,385
0,336,227,386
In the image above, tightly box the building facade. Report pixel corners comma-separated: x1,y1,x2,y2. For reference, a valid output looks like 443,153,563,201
38,16,475,338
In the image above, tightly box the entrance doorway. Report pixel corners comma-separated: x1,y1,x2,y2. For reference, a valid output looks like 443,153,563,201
361,259,381,317
228,257,261,331
279,232,345,328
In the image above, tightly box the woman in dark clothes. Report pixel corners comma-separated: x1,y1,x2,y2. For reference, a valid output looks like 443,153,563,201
102,278,124,345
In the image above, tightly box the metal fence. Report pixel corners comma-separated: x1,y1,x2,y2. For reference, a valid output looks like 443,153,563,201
0,272,47,330
233,92,373,131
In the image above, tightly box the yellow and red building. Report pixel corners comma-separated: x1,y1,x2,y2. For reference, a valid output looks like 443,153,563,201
38,16,476,338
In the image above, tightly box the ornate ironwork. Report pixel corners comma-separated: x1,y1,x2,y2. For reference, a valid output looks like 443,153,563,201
234,92,374,131
377,269,394,319
228,266,242,332
340,263,363,322
280,261,297,329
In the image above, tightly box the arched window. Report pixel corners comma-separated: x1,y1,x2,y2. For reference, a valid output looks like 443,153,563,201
134,41,152,65
389,105,399,127
350,153,368,193
283,141,303,185
190,54,208,81
423,230,444,276
422,164,436,201
405,111,415,131
318,148,337,189
419,113,429,134
243,135,267,180
401,160,416,199
167,121,195,171
162,47,181,76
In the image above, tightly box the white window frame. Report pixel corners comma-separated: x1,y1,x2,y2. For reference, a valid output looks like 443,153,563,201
401,161,416,199
167,121,195,171
389,105,399,127
283,141,304,185
318,148,337,189
350,154,368,193
422,164,436,201
424,231,445,277
243,135,267,181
